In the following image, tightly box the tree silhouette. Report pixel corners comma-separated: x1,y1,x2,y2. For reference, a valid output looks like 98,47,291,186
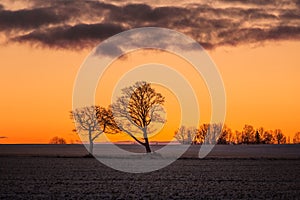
49,136,66,144
293,132,300,144
112,81,165,153
255,127,264,144
175,126,188,144
194,124,209,144
193,123,224,144
71,106,118,154
262,130,274,144
175,126,197,144
235,130,243,144
207,123,222,144
274,129,286,144
218,125,233,144
254,131,260,144
224,126,235,144
242,124,255,144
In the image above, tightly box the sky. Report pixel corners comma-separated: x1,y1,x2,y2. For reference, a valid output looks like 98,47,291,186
0,0,300,143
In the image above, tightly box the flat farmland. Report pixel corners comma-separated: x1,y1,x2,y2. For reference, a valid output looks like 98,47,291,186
0,144,299,199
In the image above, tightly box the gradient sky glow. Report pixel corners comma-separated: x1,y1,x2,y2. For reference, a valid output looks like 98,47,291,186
0,0,300,143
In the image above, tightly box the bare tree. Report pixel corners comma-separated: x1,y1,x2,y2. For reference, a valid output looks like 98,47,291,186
194,123,223,144
71,106,118,154
273,129,286,144
195,124,209,144
262,130,275,144
49,136,67,144
293,132,300,144
112,81,165,153
242,124,255,144
224,126,235,144
175,126,197,144
218,125,232,144
206,123,222,144
235,130,243,144
175,126,187,144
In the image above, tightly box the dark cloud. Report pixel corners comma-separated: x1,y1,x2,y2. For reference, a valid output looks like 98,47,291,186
1,1,300,50
217,26,300,47
0,7,69,31
244,9,278,20
13,23,125,49
280,10,300,20
95,41,123,57
219,0,291,6
0,136,7,139
217,28,265,46
225,0,269,5
267,26,300,40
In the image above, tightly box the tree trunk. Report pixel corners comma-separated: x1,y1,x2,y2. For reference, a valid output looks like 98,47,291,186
144,137,152,153
143,129,151,153
89,130,94,155
89,141,94,155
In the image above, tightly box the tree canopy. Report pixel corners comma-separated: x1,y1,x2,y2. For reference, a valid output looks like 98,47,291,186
71,105,118,154
112,81,165,153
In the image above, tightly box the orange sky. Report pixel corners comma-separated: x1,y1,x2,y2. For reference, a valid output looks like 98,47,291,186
0,40,300,143
94,49,210,143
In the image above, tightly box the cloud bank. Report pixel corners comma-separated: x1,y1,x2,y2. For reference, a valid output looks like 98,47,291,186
0,0,299,50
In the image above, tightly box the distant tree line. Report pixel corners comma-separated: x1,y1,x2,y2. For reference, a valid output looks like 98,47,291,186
175,124,300,145
49,136,67,144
